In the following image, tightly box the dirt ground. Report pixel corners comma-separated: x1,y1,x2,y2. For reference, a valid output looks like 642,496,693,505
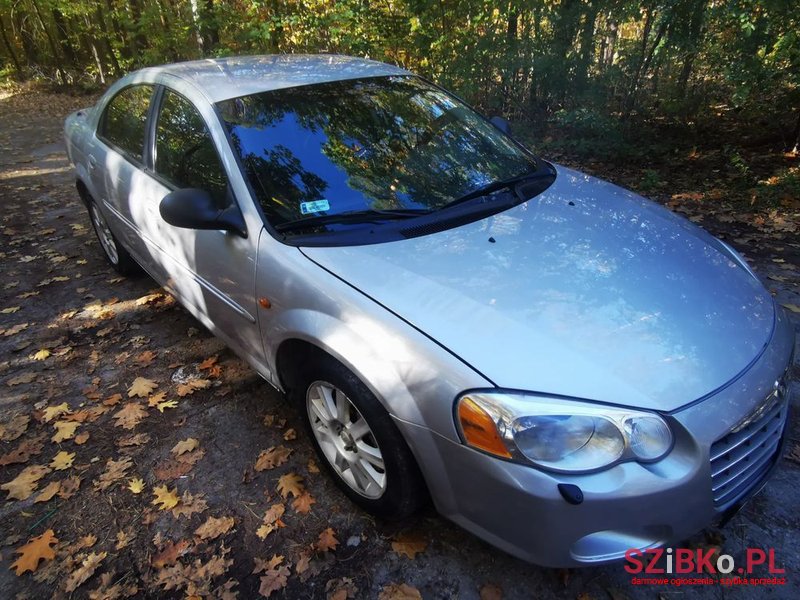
0,87,798,600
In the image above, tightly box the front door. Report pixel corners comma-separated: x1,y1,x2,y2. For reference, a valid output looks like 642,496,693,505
134,87,263,361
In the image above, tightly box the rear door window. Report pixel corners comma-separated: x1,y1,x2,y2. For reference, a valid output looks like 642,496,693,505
98,85,154,163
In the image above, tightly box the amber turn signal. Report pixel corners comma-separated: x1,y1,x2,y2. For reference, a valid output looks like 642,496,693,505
458,397,512,458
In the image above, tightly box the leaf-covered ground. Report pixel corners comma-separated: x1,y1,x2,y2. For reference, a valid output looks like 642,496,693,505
0,87,798,600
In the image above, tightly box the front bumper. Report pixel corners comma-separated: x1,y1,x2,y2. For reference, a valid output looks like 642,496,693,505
397,308,794,567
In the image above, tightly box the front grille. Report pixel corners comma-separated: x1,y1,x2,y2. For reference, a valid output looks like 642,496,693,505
709,396,787,508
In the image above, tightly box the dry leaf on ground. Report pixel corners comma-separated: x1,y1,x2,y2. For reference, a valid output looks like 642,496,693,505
292,492,316,514
52,420,79,443
64,551,107,592
0,414,30,441
113,402,147,429
176,378,211,397
94,457,133,491
10,529,58,575
315,528,339,553
128,478,145,494
254,446,293,471
391,532,428,560
152,485,180,510
58,475,81,499
50,450,75,471
172,438,199,456
378,583,423,600
277,472,304,499
128,377,158,397
1,464,51,500
255,555,290,598
34,480,61,503
195,515,235,541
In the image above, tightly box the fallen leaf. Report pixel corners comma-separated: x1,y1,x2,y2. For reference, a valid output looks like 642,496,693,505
74,432,90,445
194,515,235,541
50,450,75,470
1,306,20,313
151,539,191,568
257,555,290,597
134,350,157,366
277,473,304,499
101,393,122,407
115,529,134,550
94,457,133,491
128,478,145,494
177,378,211,397
326,577,359,600
43,403,70,423
0,414,30,441
283,428,296,441
152,485,180,510
113,402,147,429
147,391,168,407
378,583,423,600
64,551,107,592
198,356,218,371
7,372,36,386
291,492,316,514
10,529,58,575
172,438,199,456
782,303,800,313
117,432,150,448
58,475,81,499
1,464,51,500
172,491,208,518
34,481,61,503
391,532,427,559
254,446,293,471
156,399,178,412
128,377,157,398
0,433,45,465
52,420,79,443
32,349,50,361
480,583,503,600
307,459,320,474
315,528,339,553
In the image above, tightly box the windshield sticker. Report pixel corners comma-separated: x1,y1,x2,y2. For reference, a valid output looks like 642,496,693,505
300,199,330,215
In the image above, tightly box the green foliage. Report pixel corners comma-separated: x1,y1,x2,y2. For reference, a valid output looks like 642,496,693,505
0,0,797,160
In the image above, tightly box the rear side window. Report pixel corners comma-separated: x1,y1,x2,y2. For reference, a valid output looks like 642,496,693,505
154,90,229,209
98,85,154,162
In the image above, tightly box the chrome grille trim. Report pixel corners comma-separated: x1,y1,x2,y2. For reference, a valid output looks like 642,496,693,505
709,396,787,508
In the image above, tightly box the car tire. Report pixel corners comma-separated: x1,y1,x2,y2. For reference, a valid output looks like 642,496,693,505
291,356,427,520
87,200,139,276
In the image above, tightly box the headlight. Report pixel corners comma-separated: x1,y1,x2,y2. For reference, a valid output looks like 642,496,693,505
456,392,673,473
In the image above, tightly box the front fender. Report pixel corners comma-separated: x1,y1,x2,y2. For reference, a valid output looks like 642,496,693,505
256,242,492,442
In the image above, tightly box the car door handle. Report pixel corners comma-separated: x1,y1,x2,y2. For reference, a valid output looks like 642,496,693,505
88,156,98,170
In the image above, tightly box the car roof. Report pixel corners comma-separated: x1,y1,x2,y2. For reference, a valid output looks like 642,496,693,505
136,54,411,103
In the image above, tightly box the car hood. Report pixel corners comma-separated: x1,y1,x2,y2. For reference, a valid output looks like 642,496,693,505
300,165,775,412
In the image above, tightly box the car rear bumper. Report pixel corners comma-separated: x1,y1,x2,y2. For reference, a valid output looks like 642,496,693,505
396,307,794,567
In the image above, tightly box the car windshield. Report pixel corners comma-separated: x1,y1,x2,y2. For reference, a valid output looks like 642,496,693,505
216,76,537,230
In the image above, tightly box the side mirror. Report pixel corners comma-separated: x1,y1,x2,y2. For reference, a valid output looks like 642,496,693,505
159,188,246,237
490,116,512,136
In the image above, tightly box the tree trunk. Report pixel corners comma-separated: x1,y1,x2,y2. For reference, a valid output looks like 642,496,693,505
0,14,23,75
51,8,78,68
791,110,800,154
13,12,39,65
202,0,219,50
678,0,707,98
575,2,600,95
29,0,65,80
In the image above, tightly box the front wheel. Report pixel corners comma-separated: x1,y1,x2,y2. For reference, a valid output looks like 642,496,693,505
87,201,138,275
292,357,426,519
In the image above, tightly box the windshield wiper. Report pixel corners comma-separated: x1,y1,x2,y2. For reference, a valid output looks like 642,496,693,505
441,165,554,210
275,208,430,234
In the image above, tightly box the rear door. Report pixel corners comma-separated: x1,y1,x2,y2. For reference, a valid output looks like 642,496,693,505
88,84,156,261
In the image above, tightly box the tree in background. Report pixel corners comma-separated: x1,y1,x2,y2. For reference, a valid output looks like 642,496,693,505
0,0,797,149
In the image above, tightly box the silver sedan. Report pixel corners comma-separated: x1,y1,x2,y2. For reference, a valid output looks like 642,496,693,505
64,55,795,567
